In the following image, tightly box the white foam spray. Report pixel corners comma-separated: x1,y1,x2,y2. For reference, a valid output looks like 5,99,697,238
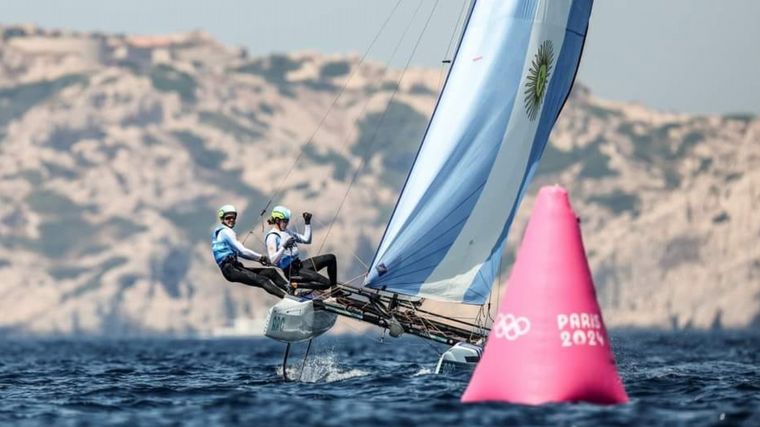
276,348,368,383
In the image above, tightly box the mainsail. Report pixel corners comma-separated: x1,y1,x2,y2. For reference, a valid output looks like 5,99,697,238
364,0,594,304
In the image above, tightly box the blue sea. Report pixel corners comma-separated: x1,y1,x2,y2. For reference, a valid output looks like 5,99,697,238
0,331,758,426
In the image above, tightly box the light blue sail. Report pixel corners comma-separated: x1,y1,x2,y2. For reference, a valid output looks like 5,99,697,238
364,0,594,304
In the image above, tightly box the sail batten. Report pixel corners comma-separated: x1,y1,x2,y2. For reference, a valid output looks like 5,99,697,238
365,0,594,304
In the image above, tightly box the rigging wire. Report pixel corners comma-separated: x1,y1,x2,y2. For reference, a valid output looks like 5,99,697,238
241,0,405,245
344,273,368,286
309,0,430,257
308,195,370,271
410,304,445,356
324,0,467,272
318,0,442,255
307,0,428,247
436,0,470,91
467,268,490,341
360,0,477,281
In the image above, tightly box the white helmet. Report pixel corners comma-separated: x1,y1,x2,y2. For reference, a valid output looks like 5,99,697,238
270,205,291,221
217,204,237,220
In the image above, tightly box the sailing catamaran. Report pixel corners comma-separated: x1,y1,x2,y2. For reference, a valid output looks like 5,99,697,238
263,0,594,374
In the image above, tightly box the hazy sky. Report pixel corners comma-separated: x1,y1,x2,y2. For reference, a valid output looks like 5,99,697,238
3,0,759,115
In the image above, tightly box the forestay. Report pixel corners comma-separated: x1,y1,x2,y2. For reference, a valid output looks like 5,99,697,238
364,0,594,304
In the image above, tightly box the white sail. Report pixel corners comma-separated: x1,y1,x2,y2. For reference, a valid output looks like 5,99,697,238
364,0,594,304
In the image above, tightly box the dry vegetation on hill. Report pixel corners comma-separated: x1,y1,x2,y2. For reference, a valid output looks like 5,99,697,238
0,26,757,336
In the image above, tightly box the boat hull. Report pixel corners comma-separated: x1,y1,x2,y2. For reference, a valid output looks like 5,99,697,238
435,342,483,374
264,296,337,343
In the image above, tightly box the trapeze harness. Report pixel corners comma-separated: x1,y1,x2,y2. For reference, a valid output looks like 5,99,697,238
211,225,263,266
265,225,312,270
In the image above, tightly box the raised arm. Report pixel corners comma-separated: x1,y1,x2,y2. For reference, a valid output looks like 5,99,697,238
294,211,312,244
293,224,312,244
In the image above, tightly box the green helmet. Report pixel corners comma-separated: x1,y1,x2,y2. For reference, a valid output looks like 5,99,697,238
271,205,291,221
217,204,237,220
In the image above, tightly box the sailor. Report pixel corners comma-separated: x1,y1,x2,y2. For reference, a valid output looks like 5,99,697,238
211,204,289,298
265,205,337,289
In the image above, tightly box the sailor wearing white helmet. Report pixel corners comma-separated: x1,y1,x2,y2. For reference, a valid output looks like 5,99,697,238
211,204,289,298
265,205,337,289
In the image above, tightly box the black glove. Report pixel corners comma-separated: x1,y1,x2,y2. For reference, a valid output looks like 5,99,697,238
283,236,296,249
259,255,270,266
302,212,312,225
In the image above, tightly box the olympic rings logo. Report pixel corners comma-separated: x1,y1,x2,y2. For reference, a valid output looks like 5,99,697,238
493,313,531,341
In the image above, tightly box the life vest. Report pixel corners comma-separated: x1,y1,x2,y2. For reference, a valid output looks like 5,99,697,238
211,225,236,266
266,230,298,269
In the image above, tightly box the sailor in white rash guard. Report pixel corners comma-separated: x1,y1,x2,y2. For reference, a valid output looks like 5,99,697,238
211,204,289,298
265,205,337,289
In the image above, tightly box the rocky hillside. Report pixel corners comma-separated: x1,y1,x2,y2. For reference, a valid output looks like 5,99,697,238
0,25,757,336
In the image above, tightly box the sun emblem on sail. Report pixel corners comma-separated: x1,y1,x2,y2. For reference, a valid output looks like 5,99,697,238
524,40,555,121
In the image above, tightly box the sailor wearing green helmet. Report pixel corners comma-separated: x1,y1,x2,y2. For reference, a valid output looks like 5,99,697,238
211,204,289,298
265,205,337,289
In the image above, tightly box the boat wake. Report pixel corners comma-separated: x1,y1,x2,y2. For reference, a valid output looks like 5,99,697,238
278,351,368,383
412,367,433,377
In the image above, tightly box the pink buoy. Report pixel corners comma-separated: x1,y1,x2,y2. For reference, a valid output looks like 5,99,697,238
461,185,628,405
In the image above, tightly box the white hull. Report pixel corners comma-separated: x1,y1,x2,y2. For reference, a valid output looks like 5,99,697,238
435,342,483,374
264,296,337,343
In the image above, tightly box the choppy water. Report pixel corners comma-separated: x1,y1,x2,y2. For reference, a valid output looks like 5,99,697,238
0,331,758,426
